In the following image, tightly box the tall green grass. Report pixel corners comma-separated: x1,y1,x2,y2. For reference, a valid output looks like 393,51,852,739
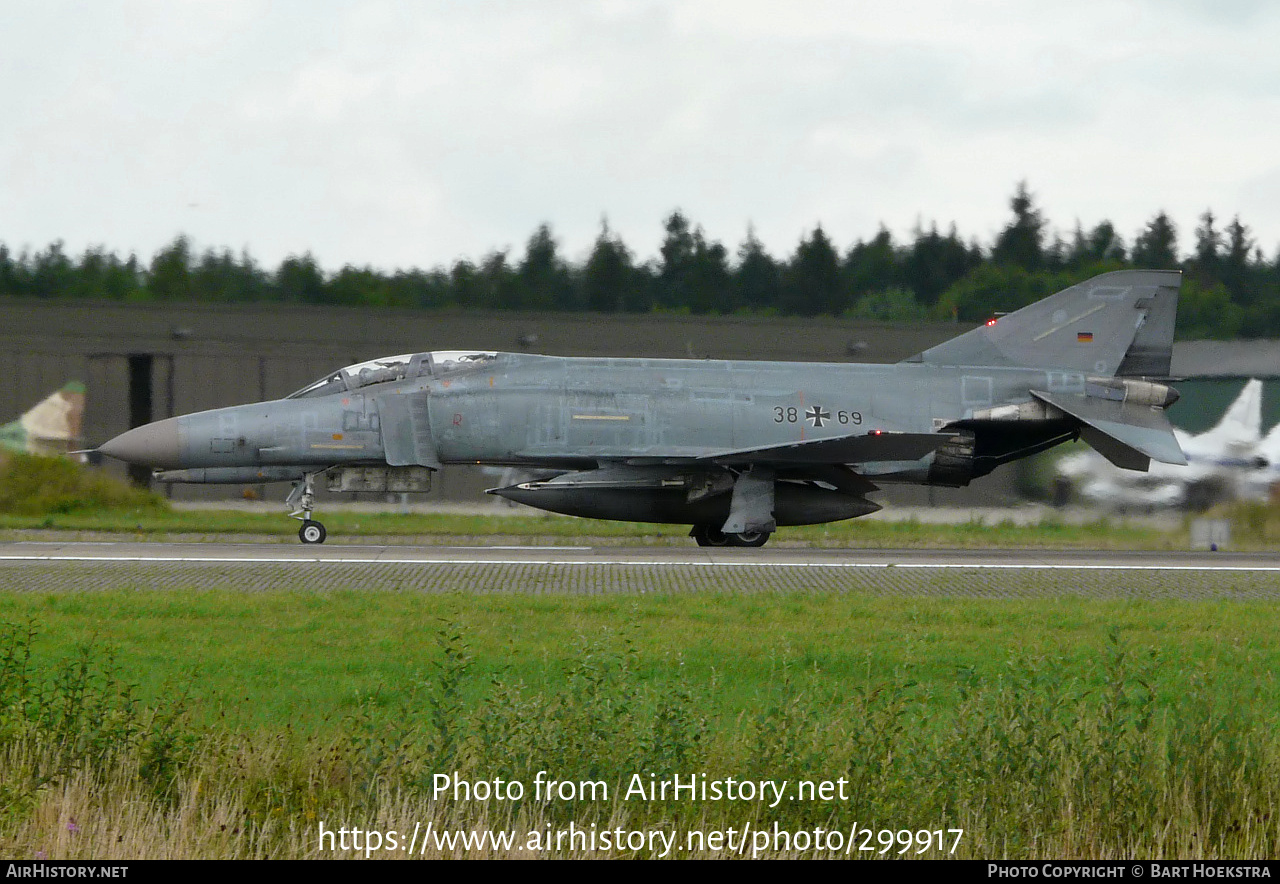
0,454,165,516
2,617,1278,858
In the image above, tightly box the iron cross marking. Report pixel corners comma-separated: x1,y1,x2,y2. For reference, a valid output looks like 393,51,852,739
806,406,831,428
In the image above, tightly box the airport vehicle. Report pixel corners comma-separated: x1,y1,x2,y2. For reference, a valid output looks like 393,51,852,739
1057,379,1266,509
99,270,1186,547
0,381,85,458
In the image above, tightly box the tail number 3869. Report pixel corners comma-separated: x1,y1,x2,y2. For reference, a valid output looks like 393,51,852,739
773,407,862,425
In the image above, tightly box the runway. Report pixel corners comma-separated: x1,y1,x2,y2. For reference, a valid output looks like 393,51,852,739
0,540,1276,571
0,540,1277,598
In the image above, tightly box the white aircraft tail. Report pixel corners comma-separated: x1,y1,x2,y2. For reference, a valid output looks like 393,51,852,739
1189,379,1263,454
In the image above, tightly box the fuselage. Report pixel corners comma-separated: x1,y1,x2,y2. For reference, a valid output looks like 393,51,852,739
104,350,1085,483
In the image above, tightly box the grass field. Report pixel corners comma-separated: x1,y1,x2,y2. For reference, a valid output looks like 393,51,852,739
3,479,1278,857
5,586,1279,731
3,578,1280,858
8,448,1280,854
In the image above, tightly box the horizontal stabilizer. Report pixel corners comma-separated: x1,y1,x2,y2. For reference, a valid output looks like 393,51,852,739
703,431,949,466
1031,390,1187,470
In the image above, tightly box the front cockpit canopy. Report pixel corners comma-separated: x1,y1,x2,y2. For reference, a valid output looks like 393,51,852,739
287,351,497,399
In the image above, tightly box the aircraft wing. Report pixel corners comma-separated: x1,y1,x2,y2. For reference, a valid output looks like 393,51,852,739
1031,390,1187,470
699,431,950,466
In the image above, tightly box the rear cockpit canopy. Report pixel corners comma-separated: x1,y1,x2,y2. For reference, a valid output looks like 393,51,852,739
286,351,497,399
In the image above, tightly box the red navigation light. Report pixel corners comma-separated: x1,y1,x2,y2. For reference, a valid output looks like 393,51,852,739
985,318,998,327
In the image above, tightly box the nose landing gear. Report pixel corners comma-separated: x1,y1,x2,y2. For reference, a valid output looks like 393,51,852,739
287,472,327,544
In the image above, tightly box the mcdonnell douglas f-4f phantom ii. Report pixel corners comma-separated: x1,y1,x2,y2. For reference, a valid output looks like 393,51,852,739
98,270,1186,547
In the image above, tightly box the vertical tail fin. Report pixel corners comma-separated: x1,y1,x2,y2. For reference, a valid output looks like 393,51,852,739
906,270,1182,376
1192,378,1263,450
0,382,86,457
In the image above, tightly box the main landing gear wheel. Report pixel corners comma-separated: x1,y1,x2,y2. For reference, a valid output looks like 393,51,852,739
691,525,771,548
692,525,730,547
299,520,327,544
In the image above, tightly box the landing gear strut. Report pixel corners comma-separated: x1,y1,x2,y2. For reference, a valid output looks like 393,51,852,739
690,524,771,548
287,472,326,544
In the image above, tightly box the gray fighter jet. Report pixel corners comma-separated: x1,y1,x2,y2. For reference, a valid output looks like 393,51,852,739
99,270,1186,547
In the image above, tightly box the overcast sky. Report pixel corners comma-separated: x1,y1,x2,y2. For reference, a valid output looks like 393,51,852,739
4,0,1280,271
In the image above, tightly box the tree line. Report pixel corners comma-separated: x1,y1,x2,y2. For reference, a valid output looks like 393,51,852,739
2,183,1276,339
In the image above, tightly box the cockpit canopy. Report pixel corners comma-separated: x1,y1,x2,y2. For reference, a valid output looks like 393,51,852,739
287,351,497,399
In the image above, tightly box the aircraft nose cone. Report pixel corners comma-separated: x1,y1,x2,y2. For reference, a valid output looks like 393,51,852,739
100,418,182,469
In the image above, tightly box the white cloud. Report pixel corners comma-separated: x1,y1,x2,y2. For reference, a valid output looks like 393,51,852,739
2,0,1279,268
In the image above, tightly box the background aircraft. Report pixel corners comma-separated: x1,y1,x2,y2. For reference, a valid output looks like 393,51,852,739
1239,415,1280,503
97,271,1185,546
0,381,86,459
1056,379,1267,510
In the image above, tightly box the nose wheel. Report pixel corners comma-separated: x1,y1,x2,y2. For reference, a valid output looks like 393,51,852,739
286,472,327,544
298,519,327,544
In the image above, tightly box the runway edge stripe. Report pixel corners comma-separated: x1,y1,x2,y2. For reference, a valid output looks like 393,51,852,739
1,555,1279,572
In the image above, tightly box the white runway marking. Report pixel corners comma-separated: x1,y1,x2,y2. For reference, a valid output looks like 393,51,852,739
1,553,1278,572
447,545,592,551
